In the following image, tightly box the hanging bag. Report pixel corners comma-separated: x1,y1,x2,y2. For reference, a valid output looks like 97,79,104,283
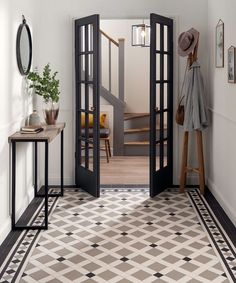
175,96,185,125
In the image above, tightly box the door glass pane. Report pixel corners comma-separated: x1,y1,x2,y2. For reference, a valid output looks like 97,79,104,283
164,140,168,167
80,55,85,80
159,84,163,111
156,24,160,51
81,84,85,109
156,83,160,109
156,114,160,142
88,24,93,52
85,84,89,112
85,112,89,132
164,54,168,80
89,87,94,111
156,144,160,171
164,25,168,52
81,140,86,167
164,112,168,139
88,54,93,80
89,143,94,172
156,54,160,80
80,26,85,52
164,83,168,109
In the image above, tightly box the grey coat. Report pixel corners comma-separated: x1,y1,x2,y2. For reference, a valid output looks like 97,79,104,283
183,61,208,131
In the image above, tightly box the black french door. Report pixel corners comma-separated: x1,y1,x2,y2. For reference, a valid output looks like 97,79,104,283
150,13,173,197
75,15,100,197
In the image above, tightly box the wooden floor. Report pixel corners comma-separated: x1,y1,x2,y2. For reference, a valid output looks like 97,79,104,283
100,156,149,185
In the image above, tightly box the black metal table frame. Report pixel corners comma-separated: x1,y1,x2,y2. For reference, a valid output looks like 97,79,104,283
11,130,64,230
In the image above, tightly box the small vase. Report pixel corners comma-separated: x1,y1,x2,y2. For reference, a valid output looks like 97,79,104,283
43,100,59,125
29,110,41,126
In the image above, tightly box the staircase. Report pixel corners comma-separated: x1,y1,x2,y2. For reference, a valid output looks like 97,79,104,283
100,30,166,157
124,113,167,156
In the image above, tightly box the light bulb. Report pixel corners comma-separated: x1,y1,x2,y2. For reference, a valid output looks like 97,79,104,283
141,29,146,38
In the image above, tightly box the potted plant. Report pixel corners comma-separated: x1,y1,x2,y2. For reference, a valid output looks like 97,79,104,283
27,63,60,125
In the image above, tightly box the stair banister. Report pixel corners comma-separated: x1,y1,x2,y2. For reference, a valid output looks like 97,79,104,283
100,30,119,46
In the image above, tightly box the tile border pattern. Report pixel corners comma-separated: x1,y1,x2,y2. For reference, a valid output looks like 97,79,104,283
0,188,235,283
188,190,236,283
0,196,58,283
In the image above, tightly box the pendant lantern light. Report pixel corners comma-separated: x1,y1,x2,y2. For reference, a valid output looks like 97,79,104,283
132,20,150,47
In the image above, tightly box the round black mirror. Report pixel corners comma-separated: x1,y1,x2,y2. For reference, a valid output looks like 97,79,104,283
16,16,32,75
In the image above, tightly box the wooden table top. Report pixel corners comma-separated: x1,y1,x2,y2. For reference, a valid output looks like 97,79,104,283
8,123,65,143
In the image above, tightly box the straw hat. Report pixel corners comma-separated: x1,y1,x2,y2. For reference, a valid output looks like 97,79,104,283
178,28,199,57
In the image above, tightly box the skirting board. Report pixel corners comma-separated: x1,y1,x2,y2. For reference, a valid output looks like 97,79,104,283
0,217,11,245
47,175,199,188
173,174,199,186
0,185,34,245
207,178,236,227
47,177,74,186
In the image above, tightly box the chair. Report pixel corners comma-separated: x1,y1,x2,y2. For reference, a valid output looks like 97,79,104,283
81,128,111,163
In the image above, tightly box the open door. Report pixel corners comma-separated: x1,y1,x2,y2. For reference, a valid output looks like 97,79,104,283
75,15,100,197
150,13,173,197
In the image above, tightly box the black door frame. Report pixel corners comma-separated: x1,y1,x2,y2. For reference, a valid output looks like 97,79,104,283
74,14,173,197
150,13,174,197
75,14,100,197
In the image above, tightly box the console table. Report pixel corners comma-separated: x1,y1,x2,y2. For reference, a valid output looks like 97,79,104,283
8,123,65,230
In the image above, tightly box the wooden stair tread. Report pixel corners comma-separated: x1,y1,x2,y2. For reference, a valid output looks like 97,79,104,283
124,113,149,120
125,127,149,134
124,141,149,145
124,140,168,146
124,126,167,134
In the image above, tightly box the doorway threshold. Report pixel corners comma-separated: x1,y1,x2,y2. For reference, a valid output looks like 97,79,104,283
100,184,149,188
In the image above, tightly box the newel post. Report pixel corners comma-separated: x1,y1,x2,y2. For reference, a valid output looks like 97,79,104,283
118,38,125,103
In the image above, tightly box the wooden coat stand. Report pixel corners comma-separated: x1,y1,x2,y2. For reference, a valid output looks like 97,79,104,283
179,39,205,195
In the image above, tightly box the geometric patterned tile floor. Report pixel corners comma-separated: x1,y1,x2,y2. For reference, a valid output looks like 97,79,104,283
0,188,235,283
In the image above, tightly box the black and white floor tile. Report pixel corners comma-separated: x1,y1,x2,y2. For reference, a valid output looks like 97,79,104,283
0,188,235,283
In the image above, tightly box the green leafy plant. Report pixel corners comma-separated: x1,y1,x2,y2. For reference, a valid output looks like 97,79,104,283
27,63,60,103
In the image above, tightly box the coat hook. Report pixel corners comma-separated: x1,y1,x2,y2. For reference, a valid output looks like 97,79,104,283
22,15,26,24
217,19,224,26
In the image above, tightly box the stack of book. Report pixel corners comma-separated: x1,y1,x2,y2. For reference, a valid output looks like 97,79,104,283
20,126,44,134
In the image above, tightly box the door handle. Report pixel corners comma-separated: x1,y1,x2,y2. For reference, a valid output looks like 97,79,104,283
90,107,95,111
155,107,159,112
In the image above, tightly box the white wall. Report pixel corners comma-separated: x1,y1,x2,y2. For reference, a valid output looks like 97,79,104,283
207,0,236,225
31,0,208,187
101,19,150,113
0,0,36,244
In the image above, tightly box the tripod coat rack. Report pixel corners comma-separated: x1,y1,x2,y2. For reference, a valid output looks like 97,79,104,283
179,37,206,195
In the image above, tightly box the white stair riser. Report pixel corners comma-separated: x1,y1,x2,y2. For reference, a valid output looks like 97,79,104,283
124,143,168,156
124,116,150,129
124,129,167,143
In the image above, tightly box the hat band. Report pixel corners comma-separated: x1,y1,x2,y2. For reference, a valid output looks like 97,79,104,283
183,37,194,51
